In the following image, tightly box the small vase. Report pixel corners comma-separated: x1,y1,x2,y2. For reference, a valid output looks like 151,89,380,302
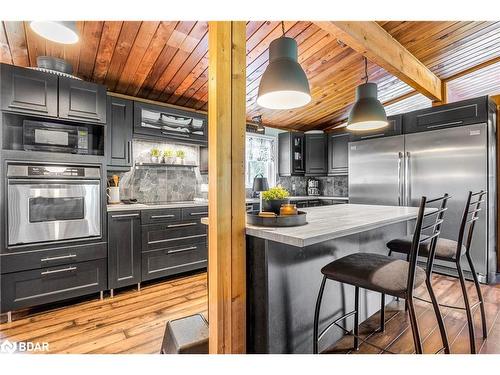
176,157,185,165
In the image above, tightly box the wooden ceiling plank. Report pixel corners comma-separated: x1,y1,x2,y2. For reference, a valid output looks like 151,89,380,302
126,21,177,97
23,20,46,67
173,66,208,106
0,22,13,65
63,21,84,73
77,21,104,80
92,21,123,84
115,21,161,93
313,21,442,101
103,21,142,91
168,54,208,104
3,21,29,66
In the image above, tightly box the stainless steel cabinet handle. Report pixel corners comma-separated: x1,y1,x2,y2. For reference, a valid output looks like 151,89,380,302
427,121,462,129
397,152,403,206
167,222,197,228
41,254,76,262
162,131,189,137
149,234,207,244
111,213,140,218
151,214,175,219
405,152,411,206
167,246,197,254
361,133,385,140
127,141,132,164
41,266,77,276
189,212,208,216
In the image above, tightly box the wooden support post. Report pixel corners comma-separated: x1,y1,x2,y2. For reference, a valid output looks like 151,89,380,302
207,21,247,354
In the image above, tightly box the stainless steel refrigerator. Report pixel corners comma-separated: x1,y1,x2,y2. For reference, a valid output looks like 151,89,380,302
349,120,497,283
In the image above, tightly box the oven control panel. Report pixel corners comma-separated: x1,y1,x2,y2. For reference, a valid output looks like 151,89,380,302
28,166,85,177
7,164,101,179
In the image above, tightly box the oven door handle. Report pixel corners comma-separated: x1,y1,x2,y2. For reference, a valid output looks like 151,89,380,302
8,179,100,185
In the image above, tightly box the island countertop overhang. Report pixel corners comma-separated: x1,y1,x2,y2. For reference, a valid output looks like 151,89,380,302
201,203,424,247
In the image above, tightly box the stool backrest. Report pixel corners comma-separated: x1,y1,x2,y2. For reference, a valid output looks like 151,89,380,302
457,190,486,258
407,194,451,296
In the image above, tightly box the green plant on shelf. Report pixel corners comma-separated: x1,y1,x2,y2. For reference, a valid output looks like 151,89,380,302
163,149,174,157
262,186,290,201
150,148,161,157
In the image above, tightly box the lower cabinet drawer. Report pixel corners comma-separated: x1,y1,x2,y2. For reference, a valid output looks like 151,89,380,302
0,259,107,312
142,222,207,251
142,242,207,281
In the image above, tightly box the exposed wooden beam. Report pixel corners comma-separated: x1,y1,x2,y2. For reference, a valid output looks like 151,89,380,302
313,21,443,101
207,21,246,354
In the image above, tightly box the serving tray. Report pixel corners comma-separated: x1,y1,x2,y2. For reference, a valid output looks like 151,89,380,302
246,211,307,227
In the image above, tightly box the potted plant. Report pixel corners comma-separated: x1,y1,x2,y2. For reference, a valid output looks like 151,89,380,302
176,149,186,165
163,149,175,164
150,147,161,163
262,186,290,215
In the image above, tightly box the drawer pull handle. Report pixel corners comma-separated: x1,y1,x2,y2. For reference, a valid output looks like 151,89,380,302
41,266,77,276
167,246,198,254
149,234,207,244
167,222,197,228
151,214,175,219
189,212,208,216
41,254,76,262
426,121,463,129
111,213,140,218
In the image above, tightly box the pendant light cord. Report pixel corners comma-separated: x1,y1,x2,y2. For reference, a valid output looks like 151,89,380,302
281,21,285,36
363,57,369,84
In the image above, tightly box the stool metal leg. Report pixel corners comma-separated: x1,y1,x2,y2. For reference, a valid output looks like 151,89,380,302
466,252,487,339
425,272,450,353
313,276,327,354
456,261,476,354
353,286,359,350
407,297,423,354
380,293,385,332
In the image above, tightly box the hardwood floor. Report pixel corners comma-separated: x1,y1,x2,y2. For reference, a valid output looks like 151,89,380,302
1,272,499,354
325,274,500,354
0,271,207,354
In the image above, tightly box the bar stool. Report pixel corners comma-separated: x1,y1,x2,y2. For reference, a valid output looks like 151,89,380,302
313,194,451,354
387,190,487,354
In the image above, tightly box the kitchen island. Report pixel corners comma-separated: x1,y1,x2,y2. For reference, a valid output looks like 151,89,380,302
243,204,421,354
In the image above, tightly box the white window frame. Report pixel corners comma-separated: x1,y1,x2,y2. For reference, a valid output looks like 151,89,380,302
245,133,277,189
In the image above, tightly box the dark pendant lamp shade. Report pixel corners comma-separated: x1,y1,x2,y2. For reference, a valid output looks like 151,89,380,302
252,174,269,192
257,36,311,110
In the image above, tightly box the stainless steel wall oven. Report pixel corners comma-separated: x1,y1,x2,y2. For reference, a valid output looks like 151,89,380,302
7,163,101,246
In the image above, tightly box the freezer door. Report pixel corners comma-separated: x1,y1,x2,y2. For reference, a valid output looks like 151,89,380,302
348,135,405,206
405,123,489,275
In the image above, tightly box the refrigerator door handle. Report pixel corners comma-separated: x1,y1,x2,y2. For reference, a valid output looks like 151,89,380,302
405,151,411,206
397,152,403,206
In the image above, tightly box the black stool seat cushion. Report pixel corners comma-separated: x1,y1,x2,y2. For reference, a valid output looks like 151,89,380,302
387,237,465,260
321,253,426,297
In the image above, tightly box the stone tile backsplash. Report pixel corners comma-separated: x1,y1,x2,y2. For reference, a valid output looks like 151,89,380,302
275,175,348,197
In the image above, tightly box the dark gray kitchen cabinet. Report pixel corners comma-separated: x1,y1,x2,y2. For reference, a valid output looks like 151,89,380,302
59,77,107,124
108,211,142,289
0,63,58,117
305,133,327,176
278,132,305,176
106,96,133,169
327,131,349,176
349,115,403,142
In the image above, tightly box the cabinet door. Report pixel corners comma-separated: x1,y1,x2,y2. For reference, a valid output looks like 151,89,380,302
108,212,141,289
291,133,306,175
106,96,133,168
59,77,107,123
327,132,349,175
0,63,58,117
305,134,327,175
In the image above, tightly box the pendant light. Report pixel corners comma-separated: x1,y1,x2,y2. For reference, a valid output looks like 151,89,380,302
257,22,311,110
30,21,79,44
347,57,388,131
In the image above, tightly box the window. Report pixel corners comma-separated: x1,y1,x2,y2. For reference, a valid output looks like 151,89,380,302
245,133,276,189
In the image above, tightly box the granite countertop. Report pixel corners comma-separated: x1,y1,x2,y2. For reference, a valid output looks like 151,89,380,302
107,200,208,212
201,204,422,247
245,196,349,204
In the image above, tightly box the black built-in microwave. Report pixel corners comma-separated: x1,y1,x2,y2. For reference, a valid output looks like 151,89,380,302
23,120,89,154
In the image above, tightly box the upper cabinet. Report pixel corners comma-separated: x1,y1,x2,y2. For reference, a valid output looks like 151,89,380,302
0,63,106,124
134,101,207,145
348,115,403,142
327,130,349,176
0,64,58,118
278,132,305,176
106,96,133,169
305,133,327,176
59,77,107,124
